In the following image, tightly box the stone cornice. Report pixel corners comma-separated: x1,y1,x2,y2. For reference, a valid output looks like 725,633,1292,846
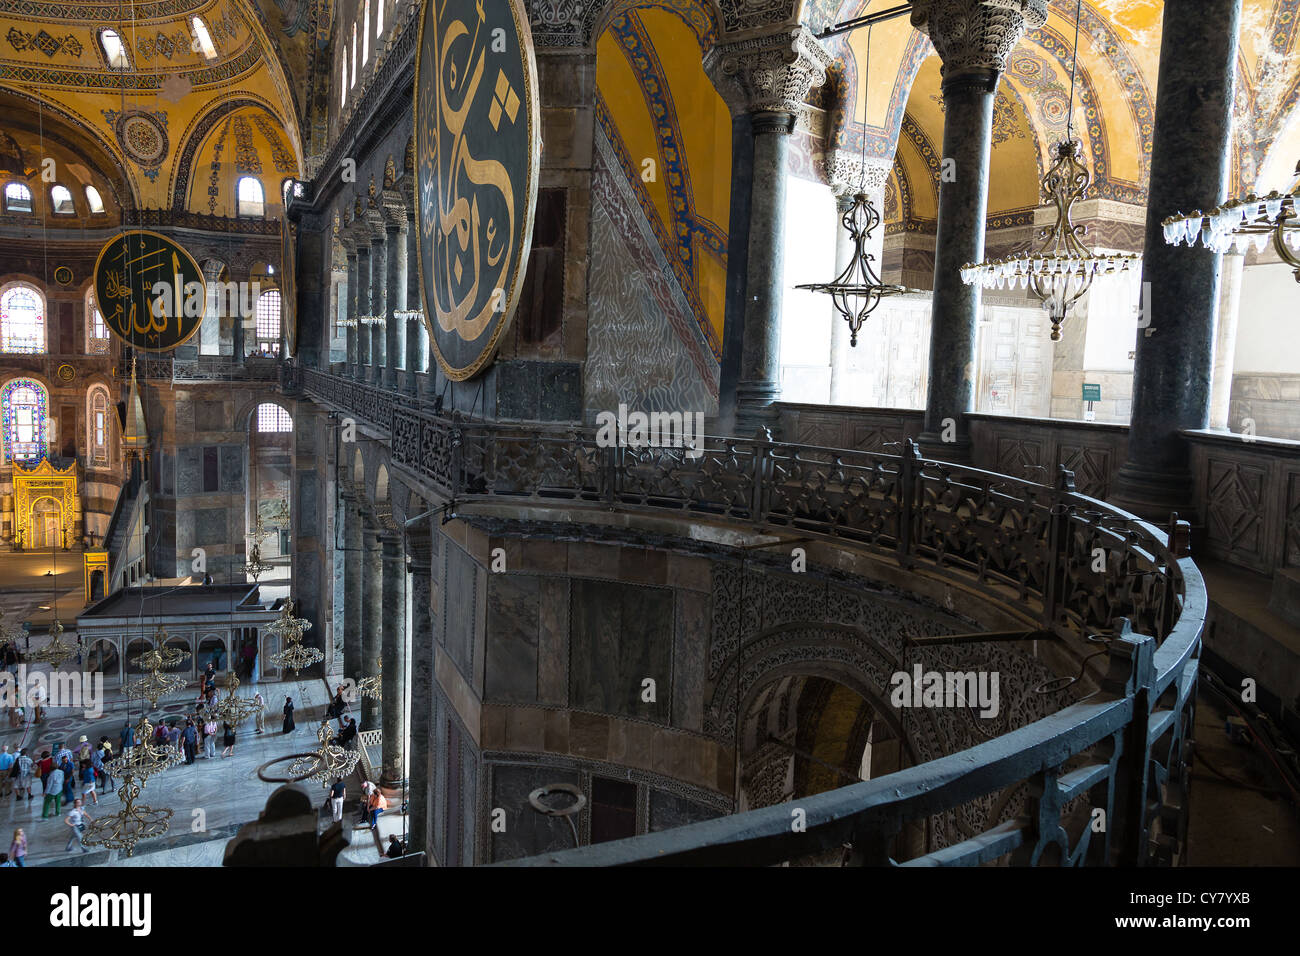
703,26,832,118
909,0,1047,80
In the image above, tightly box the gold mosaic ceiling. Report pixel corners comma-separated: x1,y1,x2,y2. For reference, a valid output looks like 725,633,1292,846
0,0,309,214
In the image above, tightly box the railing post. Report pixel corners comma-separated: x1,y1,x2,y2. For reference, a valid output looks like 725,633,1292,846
1042,466,1076,629
1099,618,1156,866
750,427,771,523
897,439,920,569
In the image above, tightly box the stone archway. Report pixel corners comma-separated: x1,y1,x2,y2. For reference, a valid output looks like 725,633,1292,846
30,496,62,550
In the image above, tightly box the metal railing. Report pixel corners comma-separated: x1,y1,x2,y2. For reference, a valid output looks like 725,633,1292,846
297,367,1204,866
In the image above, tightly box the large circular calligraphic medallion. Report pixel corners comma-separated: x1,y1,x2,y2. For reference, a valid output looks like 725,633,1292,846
92,230,205,352
415,0,541,381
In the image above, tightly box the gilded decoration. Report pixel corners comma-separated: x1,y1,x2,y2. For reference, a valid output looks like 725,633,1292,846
13,458,78,552
415,0,541,381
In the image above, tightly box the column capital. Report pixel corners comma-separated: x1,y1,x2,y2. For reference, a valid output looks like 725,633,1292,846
909,0,1046,82
824,151,892,197
704,25,832,119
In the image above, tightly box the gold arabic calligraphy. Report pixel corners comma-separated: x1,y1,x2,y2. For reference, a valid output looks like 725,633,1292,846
425,0,517,342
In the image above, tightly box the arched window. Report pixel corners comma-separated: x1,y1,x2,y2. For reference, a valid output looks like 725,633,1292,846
340,49,348,108
86,289,109,354
0,285,45,353
50,184,75,215
99,29,130,69
255,290,282,354
4,182,31,213
85,185,105,214
256,402,292,433
237,176,264,218
191,17,217,59
363,0,371,63
1,378,48,463
88,386,111,465
351,25,358,86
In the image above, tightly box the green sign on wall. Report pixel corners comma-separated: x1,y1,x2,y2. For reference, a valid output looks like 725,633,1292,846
1082,383,1102,402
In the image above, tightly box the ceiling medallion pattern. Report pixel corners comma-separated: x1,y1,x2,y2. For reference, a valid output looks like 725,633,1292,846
6,27,83,58
104,108,170,182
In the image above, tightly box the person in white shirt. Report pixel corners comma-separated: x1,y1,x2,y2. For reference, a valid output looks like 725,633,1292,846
65,798,92,853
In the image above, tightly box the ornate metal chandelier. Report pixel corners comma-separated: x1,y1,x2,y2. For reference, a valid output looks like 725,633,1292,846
208,672,263,726
268,598,323,677
797,191,906,346
83,715,178,857
124,638,188,709
289,720,361,787
795,23,906,346
29,618,76,668
356,656,382,702
1161,162,1300,280
959,0,1138,341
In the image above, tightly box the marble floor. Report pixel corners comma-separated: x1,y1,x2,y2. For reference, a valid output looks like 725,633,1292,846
1,670,389,867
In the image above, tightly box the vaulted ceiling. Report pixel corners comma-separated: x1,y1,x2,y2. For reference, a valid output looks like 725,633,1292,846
0,0,319,215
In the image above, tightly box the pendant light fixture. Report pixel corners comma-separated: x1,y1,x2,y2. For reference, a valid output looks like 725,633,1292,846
959,0,1139,340
796,23,906,346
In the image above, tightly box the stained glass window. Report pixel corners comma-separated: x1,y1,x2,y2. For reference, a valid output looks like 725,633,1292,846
1,285,45,353
2,378,48,463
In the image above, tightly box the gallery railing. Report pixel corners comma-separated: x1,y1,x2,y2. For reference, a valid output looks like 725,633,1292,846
297,367,1204,866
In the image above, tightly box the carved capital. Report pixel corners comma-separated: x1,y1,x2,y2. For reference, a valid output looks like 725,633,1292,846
824,152,892,196
704,26,832,118
909,0,1047,81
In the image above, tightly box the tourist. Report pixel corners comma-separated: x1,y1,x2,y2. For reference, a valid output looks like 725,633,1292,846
357,780,375,825
366,786,388,830
9,828,26,867
59,755,76,805
14,749,32,800
119,721,135,756
282,696,295,734
36,749,53,792
90,743,110,792
385,835,405,859
79,759,97,806
221,721,236,757
76,735,91,761
54,741,72,765
181,719,197,765
64,798,91,854
254,691,266,733
202,717,218,758
329,778,345,822
0,744,14,798
168,722,181,751
41,761,64,818
336,716,358,750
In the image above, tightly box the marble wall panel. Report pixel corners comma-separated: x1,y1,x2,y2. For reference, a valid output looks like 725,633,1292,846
569,579,672,723
485,574,541,703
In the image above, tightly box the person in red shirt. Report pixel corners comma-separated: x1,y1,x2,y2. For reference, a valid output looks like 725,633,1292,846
36,751,53,788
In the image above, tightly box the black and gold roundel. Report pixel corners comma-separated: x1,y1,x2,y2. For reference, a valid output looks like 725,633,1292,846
415,0,541,381
92,230,205,352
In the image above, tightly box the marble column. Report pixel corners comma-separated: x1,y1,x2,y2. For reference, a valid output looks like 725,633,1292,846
369,235,387,385
910,0,1046,460
1111,0,1242,520
826,154,891,404
379,531,406,785
356,244,372,371
384,223,407,390
341,491,362,686
405,524,434,857
345,250,359,374
717,111,753,432
1208,252,1245,430
705,28,831,437
405,211,426,396
360,520,383,730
